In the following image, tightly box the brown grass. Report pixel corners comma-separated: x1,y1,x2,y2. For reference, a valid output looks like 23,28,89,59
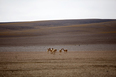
0,20,116,76
0,51,116,77
0,21,116,37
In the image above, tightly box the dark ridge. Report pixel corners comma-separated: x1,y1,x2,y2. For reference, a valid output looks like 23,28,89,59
0,26,34,31
0,19,116,25
0,19,116,31
27,19,116,26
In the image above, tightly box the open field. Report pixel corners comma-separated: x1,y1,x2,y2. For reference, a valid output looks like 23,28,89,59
0,44,116,52
0,51,116,77
0,19,116,77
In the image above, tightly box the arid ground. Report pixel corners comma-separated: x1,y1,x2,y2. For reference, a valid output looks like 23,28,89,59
0,51,116,77
0,19,116,77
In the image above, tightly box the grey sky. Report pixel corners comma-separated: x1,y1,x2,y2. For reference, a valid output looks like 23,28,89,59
0,0,116,22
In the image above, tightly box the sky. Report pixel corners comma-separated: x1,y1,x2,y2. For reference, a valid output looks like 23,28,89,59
0,0,116,22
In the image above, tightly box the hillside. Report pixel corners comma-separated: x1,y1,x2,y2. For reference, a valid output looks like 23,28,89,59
0,19,116,31
0,19,116,46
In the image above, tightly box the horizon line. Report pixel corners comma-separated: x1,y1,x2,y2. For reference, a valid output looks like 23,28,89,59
0,18,116,23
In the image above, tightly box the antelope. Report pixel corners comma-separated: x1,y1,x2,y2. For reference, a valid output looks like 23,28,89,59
47,48,51,53
59,48,63,53
51,49,57,54
47,48,54,53
53,49,57,52
62,48,68,53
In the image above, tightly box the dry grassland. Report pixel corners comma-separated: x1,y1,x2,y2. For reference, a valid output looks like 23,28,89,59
0,19,116,77
0,51,116,77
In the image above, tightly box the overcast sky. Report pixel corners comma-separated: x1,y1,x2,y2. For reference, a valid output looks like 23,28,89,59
0,0,116,22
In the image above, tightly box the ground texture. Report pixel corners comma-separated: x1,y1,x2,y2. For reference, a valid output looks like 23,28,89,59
0,51,116,77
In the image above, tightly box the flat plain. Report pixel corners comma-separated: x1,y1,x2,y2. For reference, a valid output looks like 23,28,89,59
0,51,116,77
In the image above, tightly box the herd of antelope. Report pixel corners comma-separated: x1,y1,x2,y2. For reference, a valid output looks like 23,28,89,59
47,48,67,54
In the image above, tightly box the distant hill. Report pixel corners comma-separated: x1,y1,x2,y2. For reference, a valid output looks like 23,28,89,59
1,19,116,26
0,19,116,31
0,19,116,45
29,19,116,26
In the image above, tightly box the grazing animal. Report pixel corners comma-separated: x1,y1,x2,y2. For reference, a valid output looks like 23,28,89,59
64,49,67,52
62,48,68,53
51,48,54,51
47,48,58,54
50,48,54,53
59,48,64,53
47,48,51,53
53,49,57,52
59,49,62,53
51,49,57,54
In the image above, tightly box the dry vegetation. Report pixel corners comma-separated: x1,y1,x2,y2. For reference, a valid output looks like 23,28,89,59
0,19,116,77
0,51,116,77
0,20,116,46
0,19,116,37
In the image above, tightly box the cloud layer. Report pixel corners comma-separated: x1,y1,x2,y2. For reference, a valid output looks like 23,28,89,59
0,0,116,22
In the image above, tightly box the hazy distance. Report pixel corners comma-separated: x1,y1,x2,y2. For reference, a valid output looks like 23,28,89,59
0,0,116,22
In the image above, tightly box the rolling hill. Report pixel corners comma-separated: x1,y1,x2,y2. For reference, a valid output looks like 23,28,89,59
0,19,116,31
0,19,116,46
